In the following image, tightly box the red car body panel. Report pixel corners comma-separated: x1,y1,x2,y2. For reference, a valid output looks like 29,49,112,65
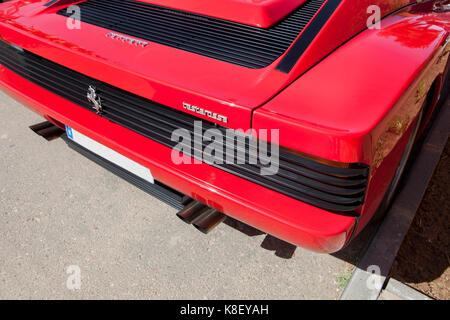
284,0,417,81
254,10,450,163
254,5,450,234
0,0,449,252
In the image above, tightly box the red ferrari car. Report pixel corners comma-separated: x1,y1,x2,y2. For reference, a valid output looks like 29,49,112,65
0,0,449,253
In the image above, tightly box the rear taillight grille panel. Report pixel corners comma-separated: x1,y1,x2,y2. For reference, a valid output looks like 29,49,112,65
57,0,325,69
0,42,370,213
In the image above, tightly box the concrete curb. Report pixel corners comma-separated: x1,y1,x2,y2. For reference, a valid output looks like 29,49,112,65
380,278,432,300
340,98,449,300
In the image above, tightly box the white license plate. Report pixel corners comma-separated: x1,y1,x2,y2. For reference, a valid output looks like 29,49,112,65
66,126,154,184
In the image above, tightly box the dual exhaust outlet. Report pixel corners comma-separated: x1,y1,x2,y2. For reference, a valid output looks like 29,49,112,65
177,200,227,234
29,121,65,141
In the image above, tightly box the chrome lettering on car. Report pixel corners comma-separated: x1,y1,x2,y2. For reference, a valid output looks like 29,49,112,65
183,102,228,124
87,85,103,115
105,32,149,47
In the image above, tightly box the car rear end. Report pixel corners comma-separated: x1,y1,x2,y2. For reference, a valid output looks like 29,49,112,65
1,0,417,253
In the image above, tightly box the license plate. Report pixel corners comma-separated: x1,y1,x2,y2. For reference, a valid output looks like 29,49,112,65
65,126,154,184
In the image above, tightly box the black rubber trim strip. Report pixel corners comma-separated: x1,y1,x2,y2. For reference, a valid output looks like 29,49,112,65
44,0,59,6
63,135,188,210
276,0,342,73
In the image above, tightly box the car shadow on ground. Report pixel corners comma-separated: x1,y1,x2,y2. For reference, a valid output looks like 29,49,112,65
222,216,380,262
223,218,297,259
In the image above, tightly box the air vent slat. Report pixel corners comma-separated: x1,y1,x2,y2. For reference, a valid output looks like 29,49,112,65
85,1,296,46
77,9,286,57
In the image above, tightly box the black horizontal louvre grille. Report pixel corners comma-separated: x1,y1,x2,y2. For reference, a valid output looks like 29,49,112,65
0,42,370,213
57,0,325,69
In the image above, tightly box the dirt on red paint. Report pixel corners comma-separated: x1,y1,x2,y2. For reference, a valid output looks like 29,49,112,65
390,138,450,300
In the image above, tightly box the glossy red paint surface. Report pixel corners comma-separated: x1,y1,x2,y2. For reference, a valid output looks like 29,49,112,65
254,5,450,234
284,0,417,82
254,9,449,163
0,0,449,252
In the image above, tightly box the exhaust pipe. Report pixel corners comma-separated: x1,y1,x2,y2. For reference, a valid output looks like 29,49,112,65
29,121,65,141
176,200,213,224
193,210,226,234
177,201,227,233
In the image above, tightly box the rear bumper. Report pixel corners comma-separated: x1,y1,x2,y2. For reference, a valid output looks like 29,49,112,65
0,65,356,253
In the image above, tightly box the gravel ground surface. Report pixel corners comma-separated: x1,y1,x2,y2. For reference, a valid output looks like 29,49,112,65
390,138,449,300
0,91,359,300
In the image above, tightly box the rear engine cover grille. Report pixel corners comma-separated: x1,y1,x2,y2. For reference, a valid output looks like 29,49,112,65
57,0,325,69
0,42,369,213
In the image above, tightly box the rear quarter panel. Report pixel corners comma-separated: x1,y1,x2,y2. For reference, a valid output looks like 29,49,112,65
254,3,450,233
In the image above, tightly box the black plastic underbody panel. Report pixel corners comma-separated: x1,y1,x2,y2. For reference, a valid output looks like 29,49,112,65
0,41,370,213
57,0,325,69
